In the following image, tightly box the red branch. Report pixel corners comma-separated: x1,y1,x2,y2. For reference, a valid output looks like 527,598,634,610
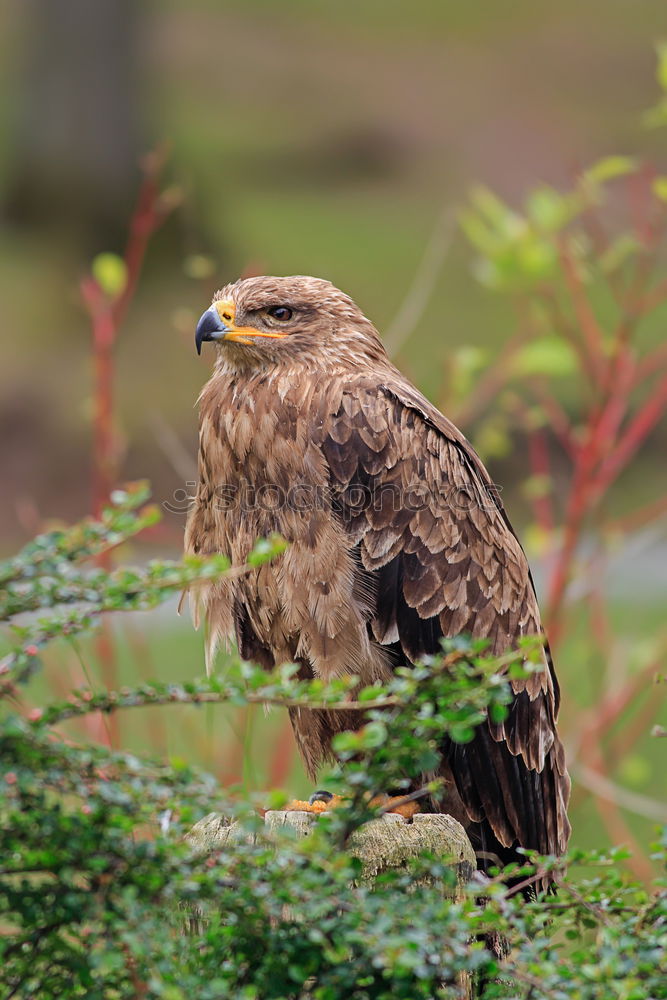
518,171,667,875
559,243,607,382
81,150,173,523
593,369,667,502
79,152,174,747
545,189,667,650
526,380,578,459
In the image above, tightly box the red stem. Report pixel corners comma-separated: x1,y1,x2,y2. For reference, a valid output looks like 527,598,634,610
266,716,298,789
526,380,578,459
545,243,660,644
540,289,599,388
81,150,171,521
112,152,169,330
79,153,173,748
604,494,667,535
632,341,667,385
592,369,667,501
559,243,607,382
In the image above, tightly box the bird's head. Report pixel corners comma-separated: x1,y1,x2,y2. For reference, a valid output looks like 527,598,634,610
195,275,387,371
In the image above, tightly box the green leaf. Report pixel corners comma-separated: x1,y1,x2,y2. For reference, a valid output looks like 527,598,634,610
522,474,552,500
583,156,638,186
516,235,558,279
643,97,667,129
652,176,667,203
473,421,511,460
618,754,651,787
599,234,641,273
184,254,216,280
470,186,522,237
265,789,289,810
91,252,128,298
514,336,578,377
459,209,498,256
453,346,488,379
526,186,579,232
489,702,508,724
358,721,387,748
247,534,287,566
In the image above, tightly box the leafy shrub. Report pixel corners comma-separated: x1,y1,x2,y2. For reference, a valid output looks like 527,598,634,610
0,491,665,999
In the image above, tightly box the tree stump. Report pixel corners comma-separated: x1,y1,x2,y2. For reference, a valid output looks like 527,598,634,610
188,809,475,890
186,811,476,996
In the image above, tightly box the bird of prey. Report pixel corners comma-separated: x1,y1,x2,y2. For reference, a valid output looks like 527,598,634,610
185,274,571,870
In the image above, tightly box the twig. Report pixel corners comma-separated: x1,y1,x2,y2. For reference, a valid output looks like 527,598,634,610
504,867,553,898
553,876,613,928
570,763,667,824
603,494,667,535
383,208,456,356
40,689,402,725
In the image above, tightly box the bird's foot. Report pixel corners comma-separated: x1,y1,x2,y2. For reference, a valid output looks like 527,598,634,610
370,793,421,819
282,789,344,814
282,789,420,819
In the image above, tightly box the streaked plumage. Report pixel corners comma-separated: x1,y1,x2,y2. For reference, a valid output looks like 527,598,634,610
185,275,571,869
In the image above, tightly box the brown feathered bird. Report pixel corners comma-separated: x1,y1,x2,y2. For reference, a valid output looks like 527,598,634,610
185,274,570,870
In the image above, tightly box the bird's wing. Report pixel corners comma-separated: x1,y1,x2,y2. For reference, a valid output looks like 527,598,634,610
319,371,570,857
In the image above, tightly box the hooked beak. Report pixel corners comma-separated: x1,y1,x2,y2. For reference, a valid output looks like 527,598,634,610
195,300,289,355
195,308,227,355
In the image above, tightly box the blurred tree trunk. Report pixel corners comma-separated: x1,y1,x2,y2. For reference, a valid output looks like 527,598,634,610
4,0,143,251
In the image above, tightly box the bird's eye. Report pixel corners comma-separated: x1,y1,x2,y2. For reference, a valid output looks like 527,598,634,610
267,306,293,321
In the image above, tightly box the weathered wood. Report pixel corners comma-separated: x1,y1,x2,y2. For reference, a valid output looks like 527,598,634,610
186,811,476,996
188,810,475,889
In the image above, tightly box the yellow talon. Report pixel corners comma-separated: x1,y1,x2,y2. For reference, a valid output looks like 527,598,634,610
281,794,421,818
283,795,345,813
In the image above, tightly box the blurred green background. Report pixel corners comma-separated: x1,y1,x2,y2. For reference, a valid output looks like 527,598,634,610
0,1,665,870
